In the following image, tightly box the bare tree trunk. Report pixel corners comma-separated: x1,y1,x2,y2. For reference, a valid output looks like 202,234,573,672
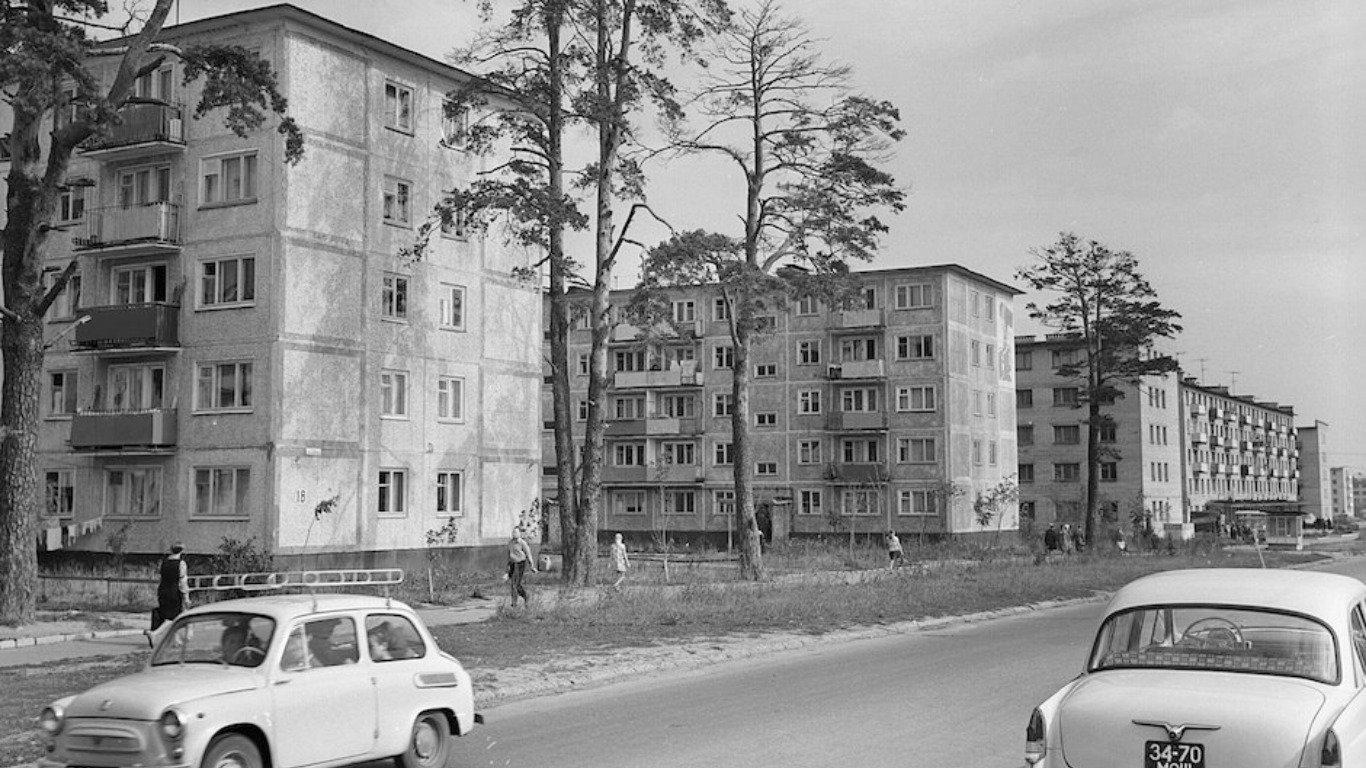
0,322,45,625
1084,393,1102,548
731,317,764,579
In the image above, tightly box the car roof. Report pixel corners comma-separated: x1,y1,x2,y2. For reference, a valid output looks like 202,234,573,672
1106,568,1366,619
181,592,415,623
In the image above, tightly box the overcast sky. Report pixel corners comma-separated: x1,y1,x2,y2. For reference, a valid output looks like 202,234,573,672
177,0,1366,468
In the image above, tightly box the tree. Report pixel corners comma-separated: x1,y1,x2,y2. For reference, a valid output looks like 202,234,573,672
631,0,903,580
973,475,1019,546
0,0,302,625
1017,233,1182,550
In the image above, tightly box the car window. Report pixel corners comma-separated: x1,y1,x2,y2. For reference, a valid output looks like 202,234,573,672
1350,606,1366,679
1090,605,1339,684
364,614,426,661
151,612,275,667
279,617,359,671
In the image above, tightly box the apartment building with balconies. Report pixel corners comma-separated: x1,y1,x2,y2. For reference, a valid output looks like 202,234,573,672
1014,336,1186,538
9,5,541,564
541,265,1022,545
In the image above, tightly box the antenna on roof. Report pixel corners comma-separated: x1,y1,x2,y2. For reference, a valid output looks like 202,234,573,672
1194,357,1208,381
1227,370,1240,392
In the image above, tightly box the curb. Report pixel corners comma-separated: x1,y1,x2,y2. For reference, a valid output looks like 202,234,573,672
0,627,144,650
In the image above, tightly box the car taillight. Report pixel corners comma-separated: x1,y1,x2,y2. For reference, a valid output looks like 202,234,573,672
1322,729,1341,768
1025,707,1046,765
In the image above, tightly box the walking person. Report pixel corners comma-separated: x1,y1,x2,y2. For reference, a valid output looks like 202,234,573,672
507,528,537,608
1061,524,1075,555
1071,526,1086,554
885,530,903,570
148,542,191,646
609,533,631,588
1043,523,1060,553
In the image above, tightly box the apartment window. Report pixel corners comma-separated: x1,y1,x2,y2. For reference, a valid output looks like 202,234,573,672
45,470,75,517
439,284,465,330
113,263,168,304
672,299,696,323
614,395,645,420
840,337,877,362
755,363,777,378
859,287,877,309
133,64,174,100
841,387,878,412
796,295,821,315
437,377,464,421
200,256,255,308
896,334,934,360
48,371,78,418
898,489,935,515
755,412,777,427
660,394,696,419
378,469,406,515
972,439,983,465
384,81,413,132
1100,462,1118,482
972,391,982,416
1098,424,1117,443
971,340,981,366
201,152,257,205
713,345,734,370
106,467,161,517
797,340,821,365
440,98,469,146
841,489,880,516
193,467,250,517
1053,387,1080,407
798,489,823,516
383,177,413,226
798,440,822,464
841,438,880,463
382,274,409,319
108,363,164,411
970,290,980,316
897,437,936,464
714,490,735,517
576,399,588,421
1054,463,1081,482
713,393,734,417
576,353,589,376
435,471,462,515
57,186,85,223
756,462,778,476
663,442,696,465
989,440,998,466
41,268,81,319
664,490,697,515
1015,350,1033,370
797,390,822,414
615,491,646,516
713,441,733,465
1052,349,1082,368
1018,464,1035,484
614,349,644,372
984,296,995,322
896,386,936,412
440,207,470,239
614,443,645,466
120,164,171,207
893,283,932,309
196,362,253,412
987,392,997,417
1017,425,1034,446
985,344,995,369
1053,425,1081,445
380,370,408,417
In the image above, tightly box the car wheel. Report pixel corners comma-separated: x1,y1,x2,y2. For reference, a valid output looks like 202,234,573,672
202,734,261,768
396,711,451,768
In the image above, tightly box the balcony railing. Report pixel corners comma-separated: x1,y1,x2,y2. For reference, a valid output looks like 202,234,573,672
826,463,888,484
82,101,185,156
831,308,884,330
1191,432,1209,444
613,366,704,388
70,408,177,450
73,302,179,351
830,359,885,379
825,411,888,431
611,320,702,342
74,202,181,251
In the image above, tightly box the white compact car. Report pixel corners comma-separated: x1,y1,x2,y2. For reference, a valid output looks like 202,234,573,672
1026,568,1366,768
37,584,481,768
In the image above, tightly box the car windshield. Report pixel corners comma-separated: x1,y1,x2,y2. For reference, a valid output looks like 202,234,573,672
1089,605,1339,684
151,612,276,668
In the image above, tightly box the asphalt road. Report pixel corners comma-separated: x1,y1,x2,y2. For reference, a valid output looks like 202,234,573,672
450,555,1366,768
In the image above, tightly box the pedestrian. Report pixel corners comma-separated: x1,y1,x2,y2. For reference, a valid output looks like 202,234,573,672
1071,526,1085,554
1043,524,1060,553
148,542,190,645
609,532,630,588
885,530,903,569
1061,524,1075,555
507,528,537,608
1113,527,1127,554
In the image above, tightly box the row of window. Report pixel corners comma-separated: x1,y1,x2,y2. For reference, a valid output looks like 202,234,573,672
649,283,957,327
601,386,940,422
609,487,945,517
611,436,945,467
1017,423,1118,445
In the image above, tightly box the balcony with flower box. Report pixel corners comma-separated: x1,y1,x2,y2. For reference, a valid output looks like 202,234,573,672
81,101,185,161
72,302,179,355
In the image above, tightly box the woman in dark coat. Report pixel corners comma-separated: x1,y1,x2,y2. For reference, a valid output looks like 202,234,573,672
152,543,190,630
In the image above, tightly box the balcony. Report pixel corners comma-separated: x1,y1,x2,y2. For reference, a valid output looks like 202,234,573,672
826,463,888,484
1191,403,1208,415
70,408,177,451
652,464,706,483
601,465,648,483
613,366,703,388
1193,462,1210,474
1211,408,1226,421
604,417,702,437
74,202,181,254
825,411,888,431
829,359,885,379
1191,432,1209,445
72,303,179,353
830,308,884,331
1210,435,1224,447
81,101,185,160
1240,440,1254,451
1214,463,1230,475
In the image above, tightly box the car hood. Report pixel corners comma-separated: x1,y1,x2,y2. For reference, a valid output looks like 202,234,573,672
1059,670,1327,768
65,666,261,721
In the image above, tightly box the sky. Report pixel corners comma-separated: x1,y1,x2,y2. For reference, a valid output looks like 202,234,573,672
173,0,1365,468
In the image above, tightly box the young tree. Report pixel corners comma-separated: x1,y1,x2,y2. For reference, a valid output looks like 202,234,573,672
1017,232,1182,550
0,0,302,625
632,1,903,580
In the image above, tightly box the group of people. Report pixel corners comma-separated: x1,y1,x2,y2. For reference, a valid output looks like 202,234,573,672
1043,523,1087,555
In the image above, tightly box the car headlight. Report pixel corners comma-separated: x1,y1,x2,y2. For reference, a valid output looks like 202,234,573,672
39,705,64,736
158,709,187,741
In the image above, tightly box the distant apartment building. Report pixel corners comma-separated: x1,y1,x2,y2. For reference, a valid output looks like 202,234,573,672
1297,421,1332,523
1354,473,1366,518
1014,336,1185,538
7,6,541,564
1329,467,1356,519
541,266,1022,544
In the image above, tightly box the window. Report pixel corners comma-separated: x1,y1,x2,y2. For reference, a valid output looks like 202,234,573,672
614,490,646,516
576,353,589,376
1053,425,1081,445
196,362,252,411
1015,350,1033,370
712,296,730,321
898,489,935,515
383,177,413,225
45,470,75,517
200,256,255,308
713,442,733,465
41,268,81,319
972,439,983,465
1018,425,1034,446
106,467,161,517
970,290,980,317
896,335,934,360
441,98,469,146
440,206,470,239
364,614,426,663
756,462,778,476
378,469,406,515
797,340,821,365
971,340,981,366
987,392,997,417
841,438,880,463
1018,464,1035,483
1054,463,1081,482
119,164,171,207
896,386,936,412
1053,387,1080,407
1100,462,1118,482
713,393,733,417
755,363,777,378
893,283,932,309
1015,388,1034,409
897,437,936,464
1098,424,1117,443
576,399,588,421
713,345,734,369
798,489,823,515
1052,348,1082,368
381,274,409,319
840,337,878,362
985,344,995,369
113,263,168,304
984,296,995,322
133,64,174,100
989,440,998,466
662,442,696,465
614,396,645,420
660,394,696,419
614,349,644,372
48,371,78,417
193,467,250,517
436,471,463,515
714,490,735,517
437,377,464,421
384,81,413,132
614,443,645,466
798,440,822,464
438,284,465,330
664,490,696,515
841,489,880,516
972,391,983,416
859,287,877,309
672,300,696,323
796,295,821,315
797,390,822,414
841,387,878,412
755,412,777,427
201,152,257,205
380,370,408,417
108,363,165,411
58,185,85,223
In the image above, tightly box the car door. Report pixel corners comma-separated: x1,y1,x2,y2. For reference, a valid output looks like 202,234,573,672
269,616,376,768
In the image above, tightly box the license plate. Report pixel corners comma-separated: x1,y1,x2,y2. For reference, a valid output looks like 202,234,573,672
1145,740,1205,768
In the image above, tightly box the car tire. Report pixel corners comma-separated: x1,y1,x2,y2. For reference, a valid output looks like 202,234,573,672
396,711,451,768
202,734,262,768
